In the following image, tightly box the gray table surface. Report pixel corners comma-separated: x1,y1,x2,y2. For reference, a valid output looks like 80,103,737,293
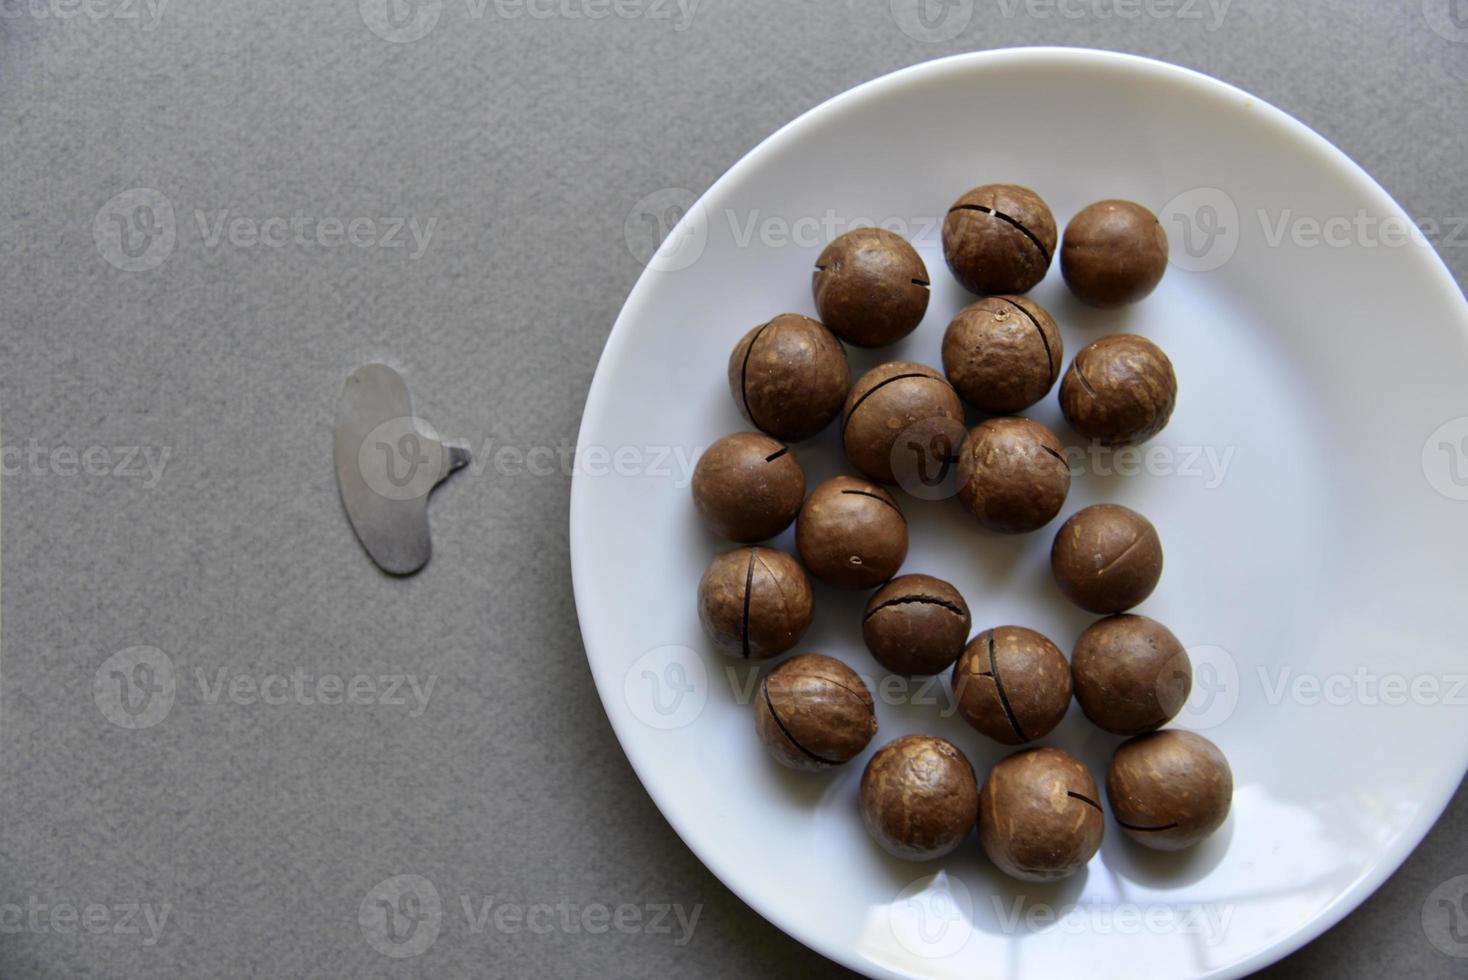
2,1,1465,977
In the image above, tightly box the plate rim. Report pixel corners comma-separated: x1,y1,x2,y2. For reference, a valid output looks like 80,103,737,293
570,46,1468,980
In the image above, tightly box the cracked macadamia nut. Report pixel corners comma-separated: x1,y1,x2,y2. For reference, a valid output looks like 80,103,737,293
1072,615,1192,736
1062,200,1169,309
728,314,851,442
1060,335,1177,446
952,626,1072,745
862,574,971,676
942,184,1057,295
859,735,978,861
754,654,877,772
1107,730,1233,851
813,228,930,347
979,747,1105,882
842,362,964,484
796,476,908,589
697,547,813,660
691,433,805,542
956,418,1071,534
942,295,1062,414
1051,504,1164,614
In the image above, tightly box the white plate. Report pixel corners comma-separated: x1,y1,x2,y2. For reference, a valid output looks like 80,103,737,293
570,49,1468,980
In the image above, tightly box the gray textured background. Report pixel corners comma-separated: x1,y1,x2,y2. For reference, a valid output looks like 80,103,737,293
1,0,1465,977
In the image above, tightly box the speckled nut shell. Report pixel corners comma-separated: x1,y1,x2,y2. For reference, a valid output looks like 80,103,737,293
979,747,1105,882
691,433,805,542
1061,200,1169,309
1107,730,1233,851
728,314,851,442
1072,615,1192,736
859,735,978,861
942,184,1057,295
842,362,964,484
952,627,1073,745
697,547,813,660
754,654,877,772
796,476,908,590
861,574,972,675
813,228,931,347
1059,335,1177,446
956,418,1071,534
942,295,1063,414
1050,504,1163,614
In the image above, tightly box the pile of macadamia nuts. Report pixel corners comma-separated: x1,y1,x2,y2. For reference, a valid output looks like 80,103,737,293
692,185,1232,881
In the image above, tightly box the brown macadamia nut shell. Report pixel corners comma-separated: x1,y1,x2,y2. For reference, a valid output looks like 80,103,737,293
796,476,908,589
728,314,851,442
861,574,972,675
859,735,979,861
956,418,1071,534
754,654,877,772
842,362,964,484
952,626,1073,745
813,228,931,347
979,747,1105,882
1060,335,1177,447
1061,200,1169,309
1072,615,1192,736
942,295,1063,414
942,184,1057,295
1107,730,1233,851
692,433,805,542
697,547,813,660
1050,504,1163,614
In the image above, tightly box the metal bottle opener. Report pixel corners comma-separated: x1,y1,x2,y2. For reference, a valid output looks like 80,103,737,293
333,364,469,575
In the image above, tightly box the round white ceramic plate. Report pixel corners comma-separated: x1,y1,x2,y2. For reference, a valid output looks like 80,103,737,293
570,48,1468,979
